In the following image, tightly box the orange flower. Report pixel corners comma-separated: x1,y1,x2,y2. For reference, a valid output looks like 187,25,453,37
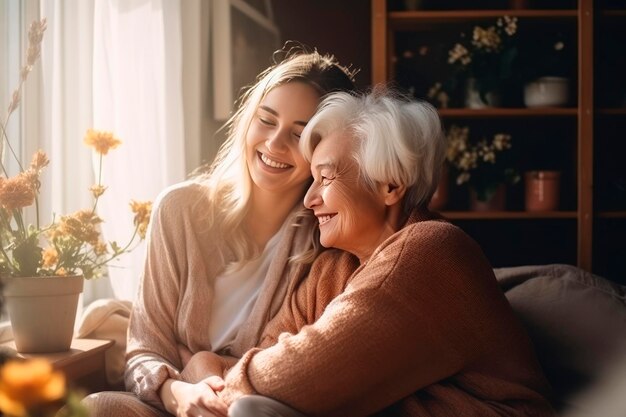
83,129,121,155
0,359,65,417
29,150,49,172
130,200,152,239
89,184,107,198
41,248,59,268
55,210,103,246
0,173,36,211
94,241,108,256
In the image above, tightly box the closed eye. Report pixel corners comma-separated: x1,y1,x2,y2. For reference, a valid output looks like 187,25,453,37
320,176,333,186
258,116,275,126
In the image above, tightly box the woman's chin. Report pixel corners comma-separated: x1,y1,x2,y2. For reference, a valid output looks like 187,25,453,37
319,235,334,249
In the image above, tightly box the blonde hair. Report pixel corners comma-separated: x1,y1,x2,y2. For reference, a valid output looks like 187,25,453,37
301,87,446,213
196,45,357,269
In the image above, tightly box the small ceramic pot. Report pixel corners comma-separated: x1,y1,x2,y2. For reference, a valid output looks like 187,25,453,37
525,170,561,212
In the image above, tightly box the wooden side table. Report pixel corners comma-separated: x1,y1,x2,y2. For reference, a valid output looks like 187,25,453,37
1,338,115,393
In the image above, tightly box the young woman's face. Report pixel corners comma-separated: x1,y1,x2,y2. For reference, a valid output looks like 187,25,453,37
304,132,389,261
246,81,320,199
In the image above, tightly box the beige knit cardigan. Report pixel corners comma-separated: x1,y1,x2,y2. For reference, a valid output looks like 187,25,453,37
124,181,315,408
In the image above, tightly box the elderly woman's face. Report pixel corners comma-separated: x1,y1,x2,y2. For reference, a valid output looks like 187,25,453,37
304,131,389,262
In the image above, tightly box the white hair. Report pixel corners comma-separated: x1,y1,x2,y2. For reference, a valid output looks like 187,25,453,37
300,88,446,212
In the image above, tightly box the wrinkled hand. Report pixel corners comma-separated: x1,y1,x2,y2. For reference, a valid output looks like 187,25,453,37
171,377,228,417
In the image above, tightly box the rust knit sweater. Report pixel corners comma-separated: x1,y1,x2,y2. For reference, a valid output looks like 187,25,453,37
220,211,555,417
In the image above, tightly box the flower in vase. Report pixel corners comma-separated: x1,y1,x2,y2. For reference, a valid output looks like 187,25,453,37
0,18,151,279
445,125,520,202
429,16,519,107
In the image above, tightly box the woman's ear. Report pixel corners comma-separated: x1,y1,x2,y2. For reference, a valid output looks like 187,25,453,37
384,183,406,206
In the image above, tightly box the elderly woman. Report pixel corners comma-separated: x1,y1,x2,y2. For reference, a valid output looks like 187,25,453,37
183,89,555,417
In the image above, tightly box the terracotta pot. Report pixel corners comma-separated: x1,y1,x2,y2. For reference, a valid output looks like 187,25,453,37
3,275,84,353
470,185,506,211
428,166,449,211
525,170,561,211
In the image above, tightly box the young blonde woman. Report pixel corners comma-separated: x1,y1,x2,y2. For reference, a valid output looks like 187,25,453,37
83,47,356,417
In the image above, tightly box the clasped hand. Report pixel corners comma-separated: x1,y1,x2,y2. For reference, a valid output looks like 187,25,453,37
171,346,230,417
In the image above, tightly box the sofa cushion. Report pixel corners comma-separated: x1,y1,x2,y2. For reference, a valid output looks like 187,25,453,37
494,264,626,409
76,298,132,389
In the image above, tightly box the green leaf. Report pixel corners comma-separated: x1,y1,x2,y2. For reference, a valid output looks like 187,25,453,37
13,234,43,276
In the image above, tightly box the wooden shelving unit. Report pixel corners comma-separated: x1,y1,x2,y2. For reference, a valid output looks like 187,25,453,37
592,1,626,282
388,9,577,24
371,0,625,281
442,211,578,220
438,108,578,118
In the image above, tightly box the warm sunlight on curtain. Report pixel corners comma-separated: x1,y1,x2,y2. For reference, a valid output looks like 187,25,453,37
92,0,186,301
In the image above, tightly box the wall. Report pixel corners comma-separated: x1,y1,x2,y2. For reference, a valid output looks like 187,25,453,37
272,0,372,90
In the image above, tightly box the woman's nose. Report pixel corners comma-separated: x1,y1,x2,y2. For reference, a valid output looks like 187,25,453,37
304,182,321,209
265,128,288,152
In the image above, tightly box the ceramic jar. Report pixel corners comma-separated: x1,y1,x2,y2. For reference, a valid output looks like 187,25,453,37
524,77,569,107
525,170,561,212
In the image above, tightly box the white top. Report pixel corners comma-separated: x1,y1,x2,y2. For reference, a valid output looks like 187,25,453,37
208,229,283,352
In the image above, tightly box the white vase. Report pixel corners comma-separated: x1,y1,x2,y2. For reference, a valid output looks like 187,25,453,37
524,77,569,107
465,78,501,109
4,275,84,353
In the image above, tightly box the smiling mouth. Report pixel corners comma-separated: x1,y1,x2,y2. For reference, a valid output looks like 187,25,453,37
317,214,337,225
258,151,291,169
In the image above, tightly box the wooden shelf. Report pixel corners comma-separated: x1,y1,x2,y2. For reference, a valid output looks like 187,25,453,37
438,108,578,118
597,211,626,219
441,211,578,220
601,10,626,17
597,108,626,115
389,10,578,26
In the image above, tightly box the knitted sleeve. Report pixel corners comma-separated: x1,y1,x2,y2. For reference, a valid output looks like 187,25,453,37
220,222,496,417
124,185,195,409
257,249,359,348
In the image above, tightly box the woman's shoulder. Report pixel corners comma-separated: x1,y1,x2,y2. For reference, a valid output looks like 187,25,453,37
382,219,486,265
153,180,209,213
399,219,468,245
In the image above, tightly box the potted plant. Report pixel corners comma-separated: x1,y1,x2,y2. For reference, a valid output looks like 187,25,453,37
0,284,87,417
0,19,151,353
428,16,519,108
445,125,520,211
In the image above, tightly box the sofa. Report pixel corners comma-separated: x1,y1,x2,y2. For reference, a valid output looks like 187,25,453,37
78,264,626,415
494,264,626,415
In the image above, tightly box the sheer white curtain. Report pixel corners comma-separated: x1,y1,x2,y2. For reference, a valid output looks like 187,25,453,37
40,0,186,302
39,0,112,304
92,0,186,301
